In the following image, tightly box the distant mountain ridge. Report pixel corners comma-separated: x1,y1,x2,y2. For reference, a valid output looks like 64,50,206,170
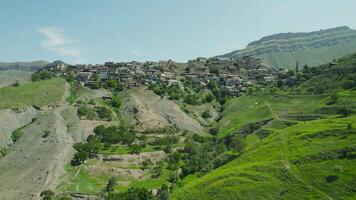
220,26,356,69
0,60,66,72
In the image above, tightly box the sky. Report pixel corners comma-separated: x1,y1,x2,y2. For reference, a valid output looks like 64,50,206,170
1,0,356,64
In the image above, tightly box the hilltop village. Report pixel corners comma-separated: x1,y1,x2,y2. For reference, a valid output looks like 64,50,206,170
44,56,282,95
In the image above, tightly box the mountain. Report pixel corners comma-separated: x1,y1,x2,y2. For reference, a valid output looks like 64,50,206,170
220,26,356,69
0,60,49,71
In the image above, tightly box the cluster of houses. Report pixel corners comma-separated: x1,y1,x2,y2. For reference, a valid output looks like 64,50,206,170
47,56,281,95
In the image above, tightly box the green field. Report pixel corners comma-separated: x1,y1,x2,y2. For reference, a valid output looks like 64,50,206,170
0,78,66,108
173,114,356,200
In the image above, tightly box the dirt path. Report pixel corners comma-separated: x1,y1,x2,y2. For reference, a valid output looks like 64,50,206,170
264,101,280,120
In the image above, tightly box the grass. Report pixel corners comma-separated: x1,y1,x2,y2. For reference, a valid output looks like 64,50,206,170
172,116,356,200
0,78,66,108
216,93,324,138
57,164,108,195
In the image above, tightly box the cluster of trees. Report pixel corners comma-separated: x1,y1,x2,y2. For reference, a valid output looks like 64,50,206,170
206,80,231,105
71,135,100,166
31,71,55,81
77,106,113,121
148,83,184,100
94,124,136,145
156,131,242,181
105,79,124,91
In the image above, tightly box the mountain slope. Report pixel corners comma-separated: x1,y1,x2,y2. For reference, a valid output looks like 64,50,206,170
220,26,356,69
172,55,356,200
0,60,49,71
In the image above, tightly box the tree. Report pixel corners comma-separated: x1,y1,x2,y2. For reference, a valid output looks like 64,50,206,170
40,190,55,200
105,177,116,192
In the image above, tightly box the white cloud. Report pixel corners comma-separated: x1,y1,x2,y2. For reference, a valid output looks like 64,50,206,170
37,26,81,57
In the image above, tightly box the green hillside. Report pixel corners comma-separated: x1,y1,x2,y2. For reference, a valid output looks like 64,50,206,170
0,78,66,108
172,55,356,199
220,26,356,69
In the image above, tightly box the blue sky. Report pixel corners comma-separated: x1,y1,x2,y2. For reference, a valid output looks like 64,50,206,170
1,0,356,64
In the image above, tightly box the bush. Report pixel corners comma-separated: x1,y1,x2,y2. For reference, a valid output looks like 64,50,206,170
184,94,200,105
11,128,22,142
96,106,112,120
77,106,97,119
105,177,116,192
209,128,219,136
112,95,122,108
201,110,211,119
203,93,214,103
12,81,20,87
325,175,338,183
42,130,50,138
326,93,338,105
40,190,55,200
337,107,352,117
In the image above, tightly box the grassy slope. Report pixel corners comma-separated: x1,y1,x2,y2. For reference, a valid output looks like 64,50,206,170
173,116,356,200
0,78,66,108
216,93,323,138
173,54,356,199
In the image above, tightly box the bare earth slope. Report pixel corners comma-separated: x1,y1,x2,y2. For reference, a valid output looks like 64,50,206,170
0,83,91,200
122,88,203,133
0,107,39,148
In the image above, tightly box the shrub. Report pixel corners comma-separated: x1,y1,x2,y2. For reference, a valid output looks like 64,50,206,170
12,81,20,87
42,130,50,138
11,128,22,142
77,106,97,119
203,93,214,103
325,175,338,183
105,177,116,192
184,94,199,105
326,93,338,105
40,190,55,200
209,128,219,136
96,106,112,120
112,95,122,108
201,110,211,119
